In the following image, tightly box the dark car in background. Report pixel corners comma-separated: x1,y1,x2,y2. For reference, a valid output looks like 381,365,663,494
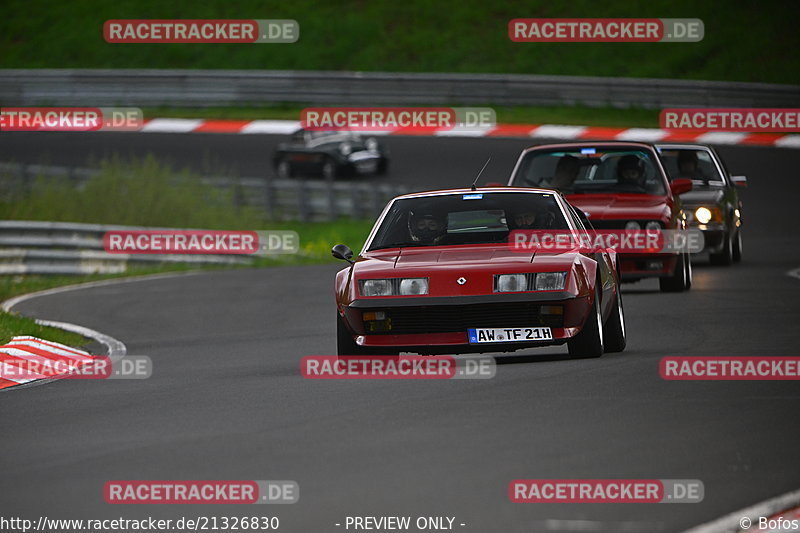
508,142,694,292
656,144,745,265
273,129,389,180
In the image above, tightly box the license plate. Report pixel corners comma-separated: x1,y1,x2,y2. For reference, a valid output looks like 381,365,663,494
468,327,552,344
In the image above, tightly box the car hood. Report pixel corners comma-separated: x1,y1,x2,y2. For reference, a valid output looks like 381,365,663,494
565,193,670,220
353,246,579,297
680,189,724,205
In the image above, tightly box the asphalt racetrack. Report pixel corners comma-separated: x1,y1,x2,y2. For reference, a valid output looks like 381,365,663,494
1,132,799,532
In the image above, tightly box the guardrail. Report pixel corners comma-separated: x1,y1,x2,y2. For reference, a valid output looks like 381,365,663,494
0,162,407,222
2,70,798,109
0,220,254,275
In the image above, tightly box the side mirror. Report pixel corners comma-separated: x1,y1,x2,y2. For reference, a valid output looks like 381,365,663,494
731,175,748,188
670,178,693,196
332,244,354,263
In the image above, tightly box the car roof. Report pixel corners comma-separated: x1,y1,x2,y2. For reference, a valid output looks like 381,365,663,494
519,141,658,156
655,143,713,150
392,187,560,201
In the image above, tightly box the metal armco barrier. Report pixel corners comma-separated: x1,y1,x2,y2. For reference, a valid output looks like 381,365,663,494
0,220,254,275
0,162,407,223
1,69,798,109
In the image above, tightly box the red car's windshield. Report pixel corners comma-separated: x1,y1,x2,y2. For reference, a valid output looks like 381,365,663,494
512,148,667,195
367,192,569,250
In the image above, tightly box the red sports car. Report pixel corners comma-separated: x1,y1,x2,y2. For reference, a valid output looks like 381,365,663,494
332,188,625,358
508,142,693,292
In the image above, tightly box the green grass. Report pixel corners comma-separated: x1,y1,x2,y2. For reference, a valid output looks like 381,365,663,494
0,311,89,347
143,104,662,128
0,157,374,347
1,0,798,84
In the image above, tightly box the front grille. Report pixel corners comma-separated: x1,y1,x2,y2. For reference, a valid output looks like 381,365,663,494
363,302,564,334
586,219,629,229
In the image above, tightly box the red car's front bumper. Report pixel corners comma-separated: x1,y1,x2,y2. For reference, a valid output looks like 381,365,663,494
340,294,592,353
619,253,679,279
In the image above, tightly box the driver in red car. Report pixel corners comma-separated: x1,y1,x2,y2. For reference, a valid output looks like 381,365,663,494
408,212,447,245
614,155,647,192
677,150,702,180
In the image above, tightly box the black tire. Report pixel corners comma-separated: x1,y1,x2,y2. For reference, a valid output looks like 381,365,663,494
732,229,743,263
684,250,693,290
276,158,293,179
568,292,604,359
376,158,389,175
660,252,691,292
322,158,338,180
709,231,733,266
603,287,626,353
337,313,367,355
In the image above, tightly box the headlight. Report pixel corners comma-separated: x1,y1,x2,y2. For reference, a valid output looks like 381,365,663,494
399,278,428,295
359,278,429,296
625,221,640,230
645,221,662,231
365,137,378,151
695,207,712,224
339,142,352,156
535,272,567,291
360,279,393,296
496,274,528,292
495,272,567,292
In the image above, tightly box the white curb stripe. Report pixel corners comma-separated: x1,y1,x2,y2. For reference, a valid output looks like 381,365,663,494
141,118,205,133
240,119,302,134
530,125,587,138
695,132,749,144
434,125,497,137
616,128,669,142
775,135,800,148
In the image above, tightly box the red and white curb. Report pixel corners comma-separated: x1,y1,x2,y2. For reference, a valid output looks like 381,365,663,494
1,278,135,391
0,336,97,390
139,118,800,148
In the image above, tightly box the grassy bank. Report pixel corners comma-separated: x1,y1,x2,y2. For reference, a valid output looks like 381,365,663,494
0,157,373,347
1,0,798,84
0,311,89,346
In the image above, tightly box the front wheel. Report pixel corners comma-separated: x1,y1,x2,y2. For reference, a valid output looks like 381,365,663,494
709,231,734,266
603,287,626,353
322,158,338,180
732,229,743,263
337,313,367,355
276,158,293,179
568,294,604,359
660,253,691,292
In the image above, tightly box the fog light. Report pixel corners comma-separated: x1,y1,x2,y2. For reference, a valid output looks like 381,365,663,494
363,311,386,321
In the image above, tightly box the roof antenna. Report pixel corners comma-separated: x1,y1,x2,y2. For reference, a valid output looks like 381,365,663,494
471,157,491,190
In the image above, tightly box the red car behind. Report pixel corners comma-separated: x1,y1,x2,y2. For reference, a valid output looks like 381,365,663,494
508,142,693,292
